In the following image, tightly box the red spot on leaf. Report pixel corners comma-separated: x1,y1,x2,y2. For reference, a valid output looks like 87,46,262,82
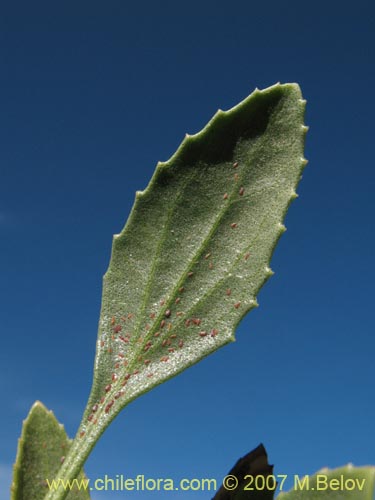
105,401,114,413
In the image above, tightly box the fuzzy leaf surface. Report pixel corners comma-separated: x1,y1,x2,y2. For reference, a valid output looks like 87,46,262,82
84,82,306,435
12,401,90,500
84,83,306,424
48,84,307,497
277,465,375,500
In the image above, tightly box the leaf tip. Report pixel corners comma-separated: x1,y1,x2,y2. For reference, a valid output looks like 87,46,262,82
31,400,46,410
28,400,50,419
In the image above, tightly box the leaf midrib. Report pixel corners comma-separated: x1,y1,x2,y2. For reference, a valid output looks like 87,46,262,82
118,153,277,374
129,169,196,359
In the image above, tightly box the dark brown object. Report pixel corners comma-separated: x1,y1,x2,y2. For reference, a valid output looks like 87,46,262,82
213,444,274,500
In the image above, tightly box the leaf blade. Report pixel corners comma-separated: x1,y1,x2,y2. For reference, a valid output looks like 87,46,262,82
85,83,307,422
11,401,90,500
277,465,375,500
47,84,308,498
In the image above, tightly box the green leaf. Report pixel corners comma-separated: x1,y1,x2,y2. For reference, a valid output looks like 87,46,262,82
277,465,375,500
46,83,307,499
12,401,90,500
86,83,307,419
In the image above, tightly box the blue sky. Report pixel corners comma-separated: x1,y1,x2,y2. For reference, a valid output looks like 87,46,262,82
1,1,374,499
